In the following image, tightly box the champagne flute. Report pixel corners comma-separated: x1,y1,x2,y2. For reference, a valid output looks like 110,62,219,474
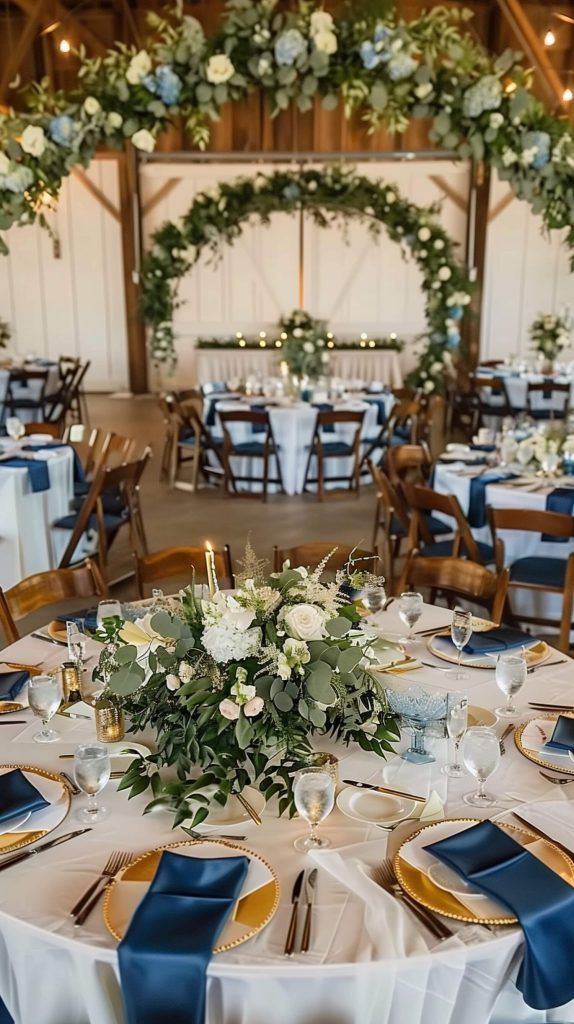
96,600,122,628
495,651,527,717
361,583,386,622
28,674,63,742
293,767,335,852
442,691,468,777
462,727,501,807
398,591,423,642
451,608,473,679
74,743,111,823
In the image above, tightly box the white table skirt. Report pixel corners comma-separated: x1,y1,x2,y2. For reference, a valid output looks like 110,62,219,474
0,605,573,1023
475,372,574,415
196,350,403,389
0,365,61,424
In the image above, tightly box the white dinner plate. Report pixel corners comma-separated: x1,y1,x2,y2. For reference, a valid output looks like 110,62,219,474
337,786,417,826
0,811,30,837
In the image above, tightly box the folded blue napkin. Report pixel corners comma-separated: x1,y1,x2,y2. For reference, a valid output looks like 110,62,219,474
21,443,86,485
0,672,28,702
57,608,98,631
364,397,388,426
0,769,49,824
433,625,536,657
118,851,248,1024
313,402,335,433
467,472,516,528
427,820,574,1009
0,458,49,492
543,489,574,542
544,715,574,753
470,444,496,453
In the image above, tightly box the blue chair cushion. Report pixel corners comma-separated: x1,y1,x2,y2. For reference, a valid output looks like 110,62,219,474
179,435,197,448
509,557,566,588
428,516,452,536
315,441,354,456
231,442,268,456
53,511,127,531
419,539,494,563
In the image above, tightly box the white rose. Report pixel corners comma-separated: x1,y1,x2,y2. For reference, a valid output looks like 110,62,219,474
314,29,337,54
257,56,271,76
431,361,443,373
434,239,445,250
106,111,123,129
415,82,433,100
20,125,46,157
423,379,435,393
244,696,264,718
419,249,427,259
310,11,334,34
83,96,101,116
219,698,240,721
438,265,452,281
490,112,504,129
303,341,315,353
418,227,431,242
178,661,193,683
385,190,396,204
0,152,10,175
166,673,181,692
126,49,152,85
283,603,326,642
131,129,156,152
501,148,517,167
206,54,235,85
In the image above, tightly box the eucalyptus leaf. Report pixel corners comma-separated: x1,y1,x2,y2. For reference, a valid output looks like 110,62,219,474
338,646,363,673
306,676,336,706
114,644,138,665
309,705,326,728
235,713,253,750
326,617,351,638
274,691,294,712
109,664,145,696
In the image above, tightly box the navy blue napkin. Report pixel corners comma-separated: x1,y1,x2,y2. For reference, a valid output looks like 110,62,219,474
544,714,574,753
543,489,574,542
21,443,86,485
57,608,98,631
313,402,335,433
0,769,49,824
118,851,248,1024
434,625,534,657
364,397,388,426
0,458,49,492
470,444,497,453
0,672,28,702
467,472,516,527
427,820,574,1009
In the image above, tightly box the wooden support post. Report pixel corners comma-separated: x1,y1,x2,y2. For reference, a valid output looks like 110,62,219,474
463,160,491,370
118,148,148,395
494,0,568,111
0,0,51,102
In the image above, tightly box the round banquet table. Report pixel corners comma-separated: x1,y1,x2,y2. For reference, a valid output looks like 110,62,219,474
195,349,404,390
0,363,61,424
0,605,573,1024
475,369,574,416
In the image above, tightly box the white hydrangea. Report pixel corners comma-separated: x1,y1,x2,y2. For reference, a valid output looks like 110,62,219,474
131,129,155,152
501,148,518,167
438,265,452,281
314,29,337,54
20,125,46,157
126,50,152,85
310,10,334,34
83,96,101,116
490,112,504,129
202,622,261,664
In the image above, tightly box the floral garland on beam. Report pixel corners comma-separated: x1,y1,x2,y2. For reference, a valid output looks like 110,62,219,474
0,1,573,259
142,165,471,392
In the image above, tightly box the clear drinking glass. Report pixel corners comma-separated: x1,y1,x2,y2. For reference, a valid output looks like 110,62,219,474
74,743,111,823
451,608,473,679
462,727,501,807
361,584,386,621
28,674,63,742
495,651,527,717
398,591,423,641
66,621,87,672
442,691,468,777
5,417,24,442
293,767,335,852
96,600,122,628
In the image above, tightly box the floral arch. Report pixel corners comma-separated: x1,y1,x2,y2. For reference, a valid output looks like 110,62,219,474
142,165,471,391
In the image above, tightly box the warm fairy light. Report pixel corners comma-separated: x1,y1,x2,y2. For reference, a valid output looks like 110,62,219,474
544,28,556,47
259,339,266,347
59,38,71,53
239,338,246,347
275,339,282,347
368,339,376,348
259,331,266,339
327,340,334,348
326,332,333,339
359,340,366,348
360,332,368,340
280,332,287,340
504,80,517,95
563,86,574,103
390,332,397,340
236,331,242,339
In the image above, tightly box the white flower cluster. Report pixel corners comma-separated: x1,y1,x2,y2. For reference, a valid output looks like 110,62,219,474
202,592,262,665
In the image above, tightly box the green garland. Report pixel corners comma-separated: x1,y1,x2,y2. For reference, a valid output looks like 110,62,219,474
143,165,470,392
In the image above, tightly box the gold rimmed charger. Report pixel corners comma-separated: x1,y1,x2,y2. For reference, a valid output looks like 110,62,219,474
427,617,551,670
0,764,70,854
103,838,280,953
393,817,574,925
0,701,27,715
515,715,574,776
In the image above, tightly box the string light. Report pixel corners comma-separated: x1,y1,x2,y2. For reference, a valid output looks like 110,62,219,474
360,332,368,340
564,86,573,102
275,339,282,348
544,28,556,47
238,338,246,348
59,38,71,53
259,339,266,347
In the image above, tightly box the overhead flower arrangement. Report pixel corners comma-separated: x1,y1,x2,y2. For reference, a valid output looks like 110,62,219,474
143,165,471,392
530,309,572,363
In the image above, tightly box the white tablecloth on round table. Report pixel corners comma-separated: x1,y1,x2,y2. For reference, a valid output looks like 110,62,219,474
0,445,76,589
475,371,574,416
0,364,61,424
212,400,384,495
0,603,572,1024
196,350,404,389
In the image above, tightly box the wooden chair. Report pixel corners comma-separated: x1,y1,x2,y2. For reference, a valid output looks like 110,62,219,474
0,558,106,644
385,442,432,485
162,392,223,492
303,409,364,500
63,424,107,476
526,381,570,421
472,375,514,427
403,482,495,565
386,398,421,445
488,506,574,652
135,545,234,598
273,543,379,575
23,422,61,439
4,369,50,423
219,409,284,502
398,552,509,625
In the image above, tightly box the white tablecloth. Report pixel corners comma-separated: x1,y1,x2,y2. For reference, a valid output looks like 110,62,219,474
0,364,61,424
0,604,572,1023
475,371,574,416
196,350,403,389
0,445,76,589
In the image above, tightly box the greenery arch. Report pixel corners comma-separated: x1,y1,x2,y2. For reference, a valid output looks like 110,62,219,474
142,164,471,391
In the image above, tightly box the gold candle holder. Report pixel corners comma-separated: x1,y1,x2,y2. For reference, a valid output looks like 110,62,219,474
61,662,82,704
95,697,125,743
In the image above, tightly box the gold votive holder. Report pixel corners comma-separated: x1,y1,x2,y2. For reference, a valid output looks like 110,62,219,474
307,751,339,784
95,697,125,743
61,662,82,704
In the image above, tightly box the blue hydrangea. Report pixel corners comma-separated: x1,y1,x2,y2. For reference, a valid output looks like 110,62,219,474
462,75,502,118
374,24,391,44
360,41,381,71
283,183,301,201
49,115,76,146
388,53,417,81
1,165,34,193
523,130,551,170
142,74,158,95
156,65,182,105
447,327,460,348
449,305,464,321
274,28,306,67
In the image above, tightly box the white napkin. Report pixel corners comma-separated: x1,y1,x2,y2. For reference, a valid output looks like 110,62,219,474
513,796,574,855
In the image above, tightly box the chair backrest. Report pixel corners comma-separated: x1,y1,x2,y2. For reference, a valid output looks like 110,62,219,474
385,399,421,444
201,381,228,397
392,388,419,401
135,545,234,598
403,482,486,564
273,542,379,574
385,442,432,483
219,409,272,450
100,432,137,468
473,375,511,409
369,461,410,535
488,506,574,571
398,552,509,624
23,422,61,439
0,558,106,643
526,381,571,395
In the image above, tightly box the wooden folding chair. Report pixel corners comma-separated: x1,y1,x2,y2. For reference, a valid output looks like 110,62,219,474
63,425,107,476
385,442,432,485
303,409,364,500
4,369,50,423
488,506,574,652
23,422,61,439
219,409,284,502
273,542,379,575
135,545,234,598
0,559,106,644
403,482,494,565
472,375,514,427
526,381,570,421
165,392,223,492
398,552,509,625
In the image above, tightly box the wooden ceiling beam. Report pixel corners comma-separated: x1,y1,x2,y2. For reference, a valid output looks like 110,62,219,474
0,0,52,102
493,0,568,110
10,0,108,57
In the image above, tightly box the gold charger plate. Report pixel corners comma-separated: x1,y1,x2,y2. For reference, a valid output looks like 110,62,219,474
103,839,280,953
394,817,574,924
0,702,26,715
428,617,550,670
47,621,69,644
0,764,70,854
515,715,574,776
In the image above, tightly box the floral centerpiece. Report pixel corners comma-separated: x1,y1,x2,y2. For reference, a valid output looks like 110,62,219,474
530,310,572,365
279,309,330,381
96,547,399,828
515,428,574,475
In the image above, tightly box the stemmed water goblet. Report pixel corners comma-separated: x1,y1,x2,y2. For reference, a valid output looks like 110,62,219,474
5,417,24,442
398,591,423,642
28,674,63,742
462,727,501,807
495,650,527,718
361,583,386,623
74,743,111,823
96,600,122,629
451,608,473,679
442,691,468,777
293,767,335,852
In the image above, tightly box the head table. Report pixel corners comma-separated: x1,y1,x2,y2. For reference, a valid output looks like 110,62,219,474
0,603,572,1024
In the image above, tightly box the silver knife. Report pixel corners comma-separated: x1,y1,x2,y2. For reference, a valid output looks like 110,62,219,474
31,631,68,648
0,828,91,871
300,868,317,953
284,869,304,956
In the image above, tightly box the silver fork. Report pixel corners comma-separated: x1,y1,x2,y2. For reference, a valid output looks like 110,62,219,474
373,860,453,939
376,815,422,833
73,851,134,926
183,828,247,841
499,723,514,756
539,770,574,786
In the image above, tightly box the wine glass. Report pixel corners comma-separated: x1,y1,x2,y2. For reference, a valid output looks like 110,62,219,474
462,727,501,807
442,691,468,777
293,767,335,852
5,417,24,442
398,591,423,642
74,743,111,823
28,674,63,743
96,600,122,628
66,621,87,672
361,583,386,621
451,608,473,679
495,651,527,717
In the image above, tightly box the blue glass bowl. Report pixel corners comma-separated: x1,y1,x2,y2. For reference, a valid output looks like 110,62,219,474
386,686,448,764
